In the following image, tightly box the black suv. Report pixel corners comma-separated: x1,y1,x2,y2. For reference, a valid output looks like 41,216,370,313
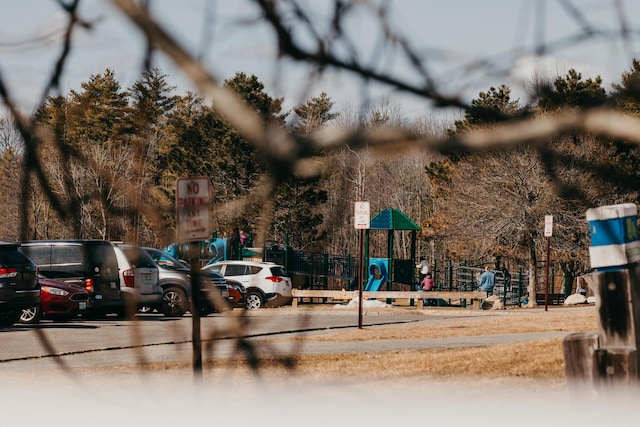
19,240,123,318
0,242,40,327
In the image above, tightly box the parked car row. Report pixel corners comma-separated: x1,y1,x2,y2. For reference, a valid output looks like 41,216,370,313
1,239,295,327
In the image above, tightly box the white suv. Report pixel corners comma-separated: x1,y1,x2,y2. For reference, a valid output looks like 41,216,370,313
203,261,292,309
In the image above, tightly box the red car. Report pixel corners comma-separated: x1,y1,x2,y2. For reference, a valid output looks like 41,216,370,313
20,278,90,324
225,278,247,309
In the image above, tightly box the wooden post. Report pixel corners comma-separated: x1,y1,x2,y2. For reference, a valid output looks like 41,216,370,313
563,332,599,400
593,347,638,390
544,236,550,311
563,204,640,398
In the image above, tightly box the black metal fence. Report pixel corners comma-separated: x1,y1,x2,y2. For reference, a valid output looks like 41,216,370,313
261,247,568,307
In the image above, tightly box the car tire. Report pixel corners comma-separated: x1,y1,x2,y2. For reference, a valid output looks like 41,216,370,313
161,287,188,317
19,306,41,324
245,291,264,310
0,310,23,327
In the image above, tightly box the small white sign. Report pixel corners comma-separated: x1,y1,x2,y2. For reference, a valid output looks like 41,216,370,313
544,215,553,237
354,201,370,229
176,177,211,241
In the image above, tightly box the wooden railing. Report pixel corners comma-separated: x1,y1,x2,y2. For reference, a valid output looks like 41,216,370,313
290,289,488,308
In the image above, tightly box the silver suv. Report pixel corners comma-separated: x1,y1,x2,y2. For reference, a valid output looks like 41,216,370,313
202,261,292,309
114,244,162,316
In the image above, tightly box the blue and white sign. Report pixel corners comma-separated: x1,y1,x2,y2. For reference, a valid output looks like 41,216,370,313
586,203,640,269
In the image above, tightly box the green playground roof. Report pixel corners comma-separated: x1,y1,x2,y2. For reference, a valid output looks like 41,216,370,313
369,208,421,231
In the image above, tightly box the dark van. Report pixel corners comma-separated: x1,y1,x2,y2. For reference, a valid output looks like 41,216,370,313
0,242,40,327
19,240,123,317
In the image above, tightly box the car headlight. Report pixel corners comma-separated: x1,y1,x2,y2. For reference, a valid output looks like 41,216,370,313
41,286,69,296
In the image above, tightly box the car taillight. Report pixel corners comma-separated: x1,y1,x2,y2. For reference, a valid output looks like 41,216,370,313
266,276,283,283
84,278,94,293
123,269,135,287
0,267,18,278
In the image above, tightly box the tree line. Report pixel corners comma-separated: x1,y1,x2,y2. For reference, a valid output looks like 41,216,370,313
3,60,640,290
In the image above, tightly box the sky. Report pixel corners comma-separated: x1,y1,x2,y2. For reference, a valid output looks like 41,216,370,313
2,0,640,122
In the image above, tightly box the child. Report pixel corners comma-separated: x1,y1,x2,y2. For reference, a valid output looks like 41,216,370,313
421,272,435,291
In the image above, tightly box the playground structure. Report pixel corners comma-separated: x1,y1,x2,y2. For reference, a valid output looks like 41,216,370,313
165,208,576,307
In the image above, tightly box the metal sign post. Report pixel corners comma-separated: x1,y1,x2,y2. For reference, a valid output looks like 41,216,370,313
176,177,211,380
544,215,553,312
354,202,370,329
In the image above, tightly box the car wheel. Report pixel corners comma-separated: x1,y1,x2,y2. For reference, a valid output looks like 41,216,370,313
161,287,188,317
19,306,41,324
245,291,264,310
0,310,23,327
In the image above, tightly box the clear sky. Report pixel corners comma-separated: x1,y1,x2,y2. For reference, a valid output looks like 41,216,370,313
2,0,640,120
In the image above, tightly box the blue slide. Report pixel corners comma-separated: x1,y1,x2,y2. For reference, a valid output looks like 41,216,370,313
365,259,388,291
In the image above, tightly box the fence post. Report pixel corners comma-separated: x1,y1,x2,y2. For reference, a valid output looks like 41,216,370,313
518,269,523,307
502,268,509,308
323,253,329,290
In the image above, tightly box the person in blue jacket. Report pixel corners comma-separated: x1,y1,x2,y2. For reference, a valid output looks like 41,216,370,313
479,265,496,294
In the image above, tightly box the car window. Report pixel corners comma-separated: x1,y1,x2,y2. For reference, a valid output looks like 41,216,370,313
148,250,189,271
20,245,50,266
249,266,262,275
269,266,287,277
87,242,119,281
0,247,33,265
47,245,85,278
205,264,223,273
225,264,248,276
122,246,156,269
51,245,83,266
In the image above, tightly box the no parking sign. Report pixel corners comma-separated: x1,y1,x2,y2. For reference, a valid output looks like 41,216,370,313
354,201,370,229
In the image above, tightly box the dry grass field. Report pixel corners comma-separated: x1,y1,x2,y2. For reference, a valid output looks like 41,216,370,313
76,303,596,394
202,305,599,387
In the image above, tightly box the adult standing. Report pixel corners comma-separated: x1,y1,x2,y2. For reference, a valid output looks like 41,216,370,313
479,265,496,294
229,228,241,260
416,258,430,286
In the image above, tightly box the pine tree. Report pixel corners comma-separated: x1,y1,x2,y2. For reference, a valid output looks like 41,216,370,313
537,69,606,111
